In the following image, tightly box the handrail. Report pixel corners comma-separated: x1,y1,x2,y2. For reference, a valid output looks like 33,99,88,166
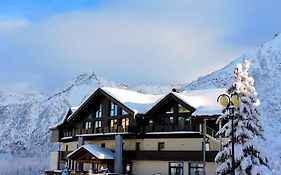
206,126,219,139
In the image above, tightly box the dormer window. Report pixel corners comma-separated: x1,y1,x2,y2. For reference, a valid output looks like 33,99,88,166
110,101,118,116
95,104,102,118
178,104,189,113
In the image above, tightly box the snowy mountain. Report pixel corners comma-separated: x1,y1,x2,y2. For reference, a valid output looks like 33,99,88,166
0,71,129,159
1,34,281,174
184,33,281,170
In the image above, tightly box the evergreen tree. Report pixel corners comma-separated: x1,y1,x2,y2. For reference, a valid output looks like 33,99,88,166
215,60,270,175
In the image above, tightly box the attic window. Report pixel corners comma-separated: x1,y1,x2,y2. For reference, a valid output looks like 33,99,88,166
110,101,118,116
178,104,189,113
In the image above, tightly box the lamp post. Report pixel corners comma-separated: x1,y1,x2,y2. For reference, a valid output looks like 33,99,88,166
217,93,240,175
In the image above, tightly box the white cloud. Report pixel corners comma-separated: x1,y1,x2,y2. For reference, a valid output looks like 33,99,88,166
0,18,29,32
0,3,253,93
0,82,40,94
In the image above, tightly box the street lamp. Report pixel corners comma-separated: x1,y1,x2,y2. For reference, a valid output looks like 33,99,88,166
217,93,240,175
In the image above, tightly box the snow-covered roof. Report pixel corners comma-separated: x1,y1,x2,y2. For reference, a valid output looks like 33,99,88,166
67,144,114,160
101,87,163,114
70,106,79,113
174,88,226,116
62,87,226,126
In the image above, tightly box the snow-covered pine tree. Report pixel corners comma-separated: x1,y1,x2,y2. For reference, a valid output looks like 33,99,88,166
215,60,270,175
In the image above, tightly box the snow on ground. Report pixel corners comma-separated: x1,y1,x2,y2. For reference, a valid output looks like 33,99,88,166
0,154,48,175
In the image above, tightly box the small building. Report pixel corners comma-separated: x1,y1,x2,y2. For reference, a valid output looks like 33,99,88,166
48,87,225,175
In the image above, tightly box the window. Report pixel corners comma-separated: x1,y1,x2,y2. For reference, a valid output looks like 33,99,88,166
84,121,92,129
178,117,185,130
178,104,189,113
101,143,106,148
95,120,102,133
158,142,165,151
110,101,118,116
95,104,102,118
121,118,130,131
169,162,183,175
169,116,174,124
124,162,132,174
95,120,102,128
185,117,191,125
109,119,118,132
63,130,72,137
135,142,140,151
121,109,128,115
189,162,204,175
166,106,174,114
65,145,68,152
202,142,210,151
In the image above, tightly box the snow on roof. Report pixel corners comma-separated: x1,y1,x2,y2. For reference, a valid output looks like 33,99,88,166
70,106,79,112
174,88,226,116
67,144,114,160
102,87,163,114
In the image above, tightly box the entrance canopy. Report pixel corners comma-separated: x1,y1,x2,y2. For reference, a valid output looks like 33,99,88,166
67,144,114,162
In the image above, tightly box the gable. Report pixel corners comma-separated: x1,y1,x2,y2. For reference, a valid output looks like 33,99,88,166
146,93,196,116
67,88,135,123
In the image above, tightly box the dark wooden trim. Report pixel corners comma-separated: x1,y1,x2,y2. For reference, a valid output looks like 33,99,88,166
123,150,217,162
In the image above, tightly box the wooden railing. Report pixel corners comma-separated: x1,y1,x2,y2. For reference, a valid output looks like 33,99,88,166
146,124,200,133
206,126,219,139
73,126,130,136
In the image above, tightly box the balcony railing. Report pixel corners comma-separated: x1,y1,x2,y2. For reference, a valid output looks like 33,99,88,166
146,124,200,133
206,126,219,139
73,126,130,136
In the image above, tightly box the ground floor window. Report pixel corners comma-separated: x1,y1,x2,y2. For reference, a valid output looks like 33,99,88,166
189,162,204,175
124,162,132,174
158,142,165,151
169,162,183,175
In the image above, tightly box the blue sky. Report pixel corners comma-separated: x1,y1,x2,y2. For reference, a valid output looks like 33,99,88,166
0,0,280,94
